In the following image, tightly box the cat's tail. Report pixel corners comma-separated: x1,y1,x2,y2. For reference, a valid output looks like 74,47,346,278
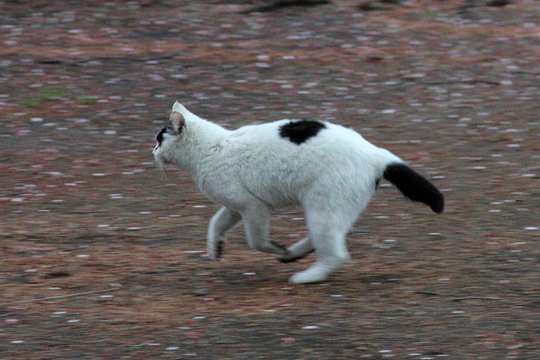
379,153,444,213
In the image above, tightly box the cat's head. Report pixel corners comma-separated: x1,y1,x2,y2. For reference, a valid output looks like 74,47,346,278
152,101,188,166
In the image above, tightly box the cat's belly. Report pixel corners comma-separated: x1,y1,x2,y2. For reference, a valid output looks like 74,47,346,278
198,172,300,210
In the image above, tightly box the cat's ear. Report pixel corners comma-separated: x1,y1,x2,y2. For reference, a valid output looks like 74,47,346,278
172,101,186,114
170,111,185,133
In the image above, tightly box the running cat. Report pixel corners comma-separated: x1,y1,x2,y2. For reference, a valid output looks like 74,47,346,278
153,101,444,284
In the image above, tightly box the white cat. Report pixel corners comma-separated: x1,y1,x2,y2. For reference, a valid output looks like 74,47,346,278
153,101,444,284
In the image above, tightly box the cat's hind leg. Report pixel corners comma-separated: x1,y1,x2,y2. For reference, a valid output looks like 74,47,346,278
288,207,355,284
207,207,242,259
289,230,349,284
242,204,288,256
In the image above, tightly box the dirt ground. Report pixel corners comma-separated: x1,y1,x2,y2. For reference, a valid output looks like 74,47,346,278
0,0,539,359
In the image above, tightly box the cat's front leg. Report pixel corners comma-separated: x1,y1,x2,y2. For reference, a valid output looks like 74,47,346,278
207,207,242,259
242,205,289,256
278,237,315,263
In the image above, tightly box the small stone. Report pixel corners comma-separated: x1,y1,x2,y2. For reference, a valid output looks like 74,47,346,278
193,289,208,296
281,337,296,345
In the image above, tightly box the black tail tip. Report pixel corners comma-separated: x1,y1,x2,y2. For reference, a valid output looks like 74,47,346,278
383,163,444,214
430,195,444,214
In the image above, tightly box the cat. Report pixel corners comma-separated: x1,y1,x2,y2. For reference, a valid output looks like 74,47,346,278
153,101,444,284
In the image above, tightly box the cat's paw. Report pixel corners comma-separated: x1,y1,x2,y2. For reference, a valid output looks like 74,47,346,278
278,255,302,264
289,270,327,284
270,240,287,251
255,240,289,256
207,241,224,260
278,248,315,263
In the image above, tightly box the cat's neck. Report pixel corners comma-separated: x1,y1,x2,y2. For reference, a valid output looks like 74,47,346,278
175,115,230,175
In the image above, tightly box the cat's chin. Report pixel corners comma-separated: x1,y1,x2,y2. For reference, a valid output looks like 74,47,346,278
153,145,170,163
153,152,168,178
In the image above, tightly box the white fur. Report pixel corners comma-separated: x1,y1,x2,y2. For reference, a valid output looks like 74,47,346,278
153,101,403,284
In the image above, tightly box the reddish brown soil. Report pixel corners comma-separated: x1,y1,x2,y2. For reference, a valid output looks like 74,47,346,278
0,1,539,359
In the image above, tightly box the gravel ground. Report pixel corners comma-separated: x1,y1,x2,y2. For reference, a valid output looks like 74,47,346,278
0,1,539,359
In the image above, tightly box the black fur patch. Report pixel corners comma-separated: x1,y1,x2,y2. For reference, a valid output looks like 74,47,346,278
216,241,224,259
156,128,166,146
383,163,444,213
279,120,326,145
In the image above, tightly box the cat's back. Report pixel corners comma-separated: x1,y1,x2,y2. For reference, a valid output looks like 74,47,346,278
227,119,291,144
226,118,378,156
218,119,386,206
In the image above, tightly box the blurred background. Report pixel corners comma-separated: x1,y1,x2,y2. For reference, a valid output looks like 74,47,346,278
0,1,539,359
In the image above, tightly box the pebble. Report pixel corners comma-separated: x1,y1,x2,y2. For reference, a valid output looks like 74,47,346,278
193,289,208,296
